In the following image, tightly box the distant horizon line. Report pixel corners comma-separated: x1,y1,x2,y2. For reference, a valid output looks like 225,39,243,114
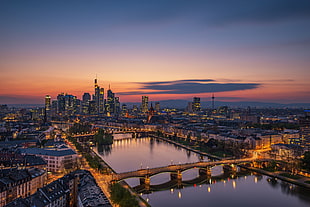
3,99,310,108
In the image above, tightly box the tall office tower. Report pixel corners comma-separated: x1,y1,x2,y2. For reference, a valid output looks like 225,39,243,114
82,93,91,102
121,104,128,116
51,100,58,116
106,86,115,115
99,88,105,114
192,97,201,112
57,93,66,114
82,93,91,115
155,102,160,112
141,96,149,113
89,100,97,115
45,95,51,111
44,95,51,122
64,94,76,116
300,110,310,150
93,78,105,114
114,97,120,115
74,98,81,115
94,78,100,114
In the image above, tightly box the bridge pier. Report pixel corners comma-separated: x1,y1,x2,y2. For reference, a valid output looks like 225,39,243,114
199,166,212,177
170,170,182,181
231,164,238,172
140,175,150,186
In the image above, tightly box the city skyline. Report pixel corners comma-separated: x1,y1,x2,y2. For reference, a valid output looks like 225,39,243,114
1,0,310,104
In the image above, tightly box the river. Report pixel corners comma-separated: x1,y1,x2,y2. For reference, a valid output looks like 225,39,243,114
95,136,310,207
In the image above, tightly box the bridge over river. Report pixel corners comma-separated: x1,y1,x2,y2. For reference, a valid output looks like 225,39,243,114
112,158,269,182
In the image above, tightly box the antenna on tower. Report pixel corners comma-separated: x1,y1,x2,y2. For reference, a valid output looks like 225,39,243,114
94,74,98,87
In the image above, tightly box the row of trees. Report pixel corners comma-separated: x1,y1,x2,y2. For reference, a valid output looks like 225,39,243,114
161,131,249,158
246,123,299,130
94,128,113,145
301,151,310,171
110,183,139,207
67,135,105,171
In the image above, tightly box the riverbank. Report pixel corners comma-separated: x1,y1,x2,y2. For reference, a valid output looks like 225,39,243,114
93,148,151,207
152,135,310,189
151,135,223,160
241,165,310,189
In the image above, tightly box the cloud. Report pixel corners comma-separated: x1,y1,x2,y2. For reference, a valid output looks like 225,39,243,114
127,0,310,27
119,79,260,95
0,95,42,104
138,79,215,85
206,0,310,26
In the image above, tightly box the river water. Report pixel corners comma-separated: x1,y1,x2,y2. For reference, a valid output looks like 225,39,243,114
96,137,310,207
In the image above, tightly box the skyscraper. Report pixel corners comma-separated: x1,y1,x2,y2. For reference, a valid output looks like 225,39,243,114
57,93,66,114
82,93,91,102
121,104,128,116
114,96,120,115
44,95,51,122
155,102,160,112
82,93,91,115
192,97,201,112
106,85,115,115
141,96,149,113
99,88,104,114
56,93,78,116
45,95,51,111
93,78,104,114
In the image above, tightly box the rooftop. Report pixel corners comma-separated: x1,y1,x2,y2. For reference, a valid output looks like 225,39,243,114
19,148,77,157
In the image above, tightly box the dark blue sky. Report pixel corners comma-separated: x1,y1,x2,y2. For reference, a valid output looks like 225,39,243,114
0,0,310,104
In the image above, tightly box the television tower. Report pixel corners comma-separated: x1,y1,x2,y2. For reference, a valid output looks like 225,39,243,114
212,93,215,109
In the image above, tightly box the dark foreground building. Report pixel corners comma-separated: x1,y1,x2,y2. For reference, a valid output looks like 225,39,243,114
5,170,112,207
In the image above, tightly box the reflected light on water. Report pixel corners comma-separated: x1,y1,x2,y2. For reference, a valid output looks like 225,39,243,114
254,177,258,184
178,191,182,199
232,180,236,189
208,186,211,192
170,188,174,194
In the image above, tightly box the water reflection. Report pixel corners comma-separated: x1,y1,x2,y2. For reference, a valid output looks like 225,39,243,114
97,144,112,156
131,169,253,194
95,137,310,207
266,179,310,204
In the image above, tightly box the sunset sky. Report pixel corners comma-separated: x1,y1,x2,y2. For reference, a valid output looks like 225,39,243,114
1,0,309,104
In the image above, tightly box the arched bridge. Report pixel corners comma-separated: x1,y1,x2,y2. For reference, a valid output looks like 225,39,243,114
112,158,268,181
